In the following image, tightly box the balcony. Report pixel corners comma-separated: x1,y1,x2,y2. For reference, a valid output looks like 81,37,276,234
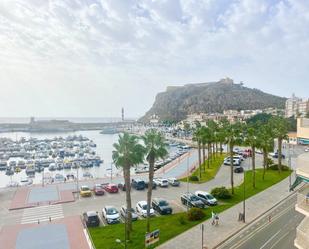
296,185,309,217
295,217,309,249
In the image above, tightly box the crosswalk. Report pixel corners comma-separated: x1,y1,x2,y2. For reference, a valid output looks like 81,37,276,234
21,204,64,224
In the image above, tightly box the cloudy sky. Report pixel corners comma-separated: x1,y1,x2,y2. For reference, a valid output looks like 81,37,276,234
0,0,308,118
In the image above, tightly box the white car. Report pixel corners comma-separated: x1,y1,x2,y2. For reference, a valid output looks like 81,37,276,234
305,148,309,152
224,158,241,166
102,206,120,224
168,178,180,186
20,178,33,186
154,178,169,187
136,201,155,217
195,191,217,206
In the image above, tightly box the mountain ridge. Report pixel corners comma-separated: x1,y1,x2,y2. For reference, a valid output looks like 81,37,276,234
141,78,286,122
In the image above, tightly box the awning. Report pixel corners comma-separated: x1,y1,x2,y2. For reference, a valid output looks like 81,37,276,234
290,175,309,191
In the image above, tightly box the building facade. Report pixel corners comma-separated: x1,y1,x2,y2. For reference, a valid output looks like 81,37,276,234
293,153,309,249
285,94,309,118
297,118,309,145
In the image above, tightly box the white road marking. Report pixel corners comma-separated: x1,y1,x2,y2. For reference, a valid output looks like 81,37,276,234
260,229,281,249
269,231,289,249
21,204,64,224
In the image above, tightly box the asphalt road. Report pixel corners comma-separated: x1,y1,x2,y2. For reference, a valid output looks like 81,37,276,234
218,194,304,249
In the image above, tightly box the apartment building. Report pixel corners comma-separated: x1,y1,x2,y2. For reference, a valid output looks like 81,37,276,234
297,118,309,145
285,94,309,118
293,153,309,249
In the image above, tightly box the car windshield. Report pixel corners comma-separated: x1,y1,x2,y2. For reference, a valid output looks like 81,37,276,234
190,195,199,201
142,204,148,210
206,194,213,199
88,215,98,221
81,187,89,191
158,200,168,206
107,208,118,215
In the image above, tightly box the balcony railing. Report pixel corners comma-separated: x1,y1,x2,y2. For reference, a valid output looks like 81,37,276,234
295,217,309,249
296,185,309,216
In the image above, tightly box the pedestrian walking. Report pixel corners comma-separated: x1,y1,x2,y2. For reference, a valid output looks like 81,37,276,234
215,214,219,226
211,211,216,226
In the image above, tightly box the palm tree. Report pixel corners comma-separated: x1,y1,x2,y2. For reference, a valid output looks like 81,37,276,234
112,132,145,240
201,126,212,169
257,123,274,180
225,121,243,194
217,119,229,155
270,116,288,173
142,129,168,233
193,127,203,178
243,124,259,188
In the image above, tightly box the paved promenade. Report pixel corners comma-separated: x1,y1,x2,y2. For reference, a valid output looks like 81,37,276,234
157,176,294,249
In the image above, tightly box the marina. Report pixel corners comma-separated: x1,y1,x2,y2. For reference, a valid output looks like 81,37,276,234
0,130,192,188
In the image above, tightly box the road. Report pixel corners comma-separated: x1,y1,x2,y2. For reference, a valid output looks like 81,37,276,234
218,194,304,249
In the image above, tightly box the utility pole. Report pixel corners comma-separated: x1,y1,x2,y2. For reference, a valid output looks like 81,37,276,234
288,144,292,191
186,151,190,212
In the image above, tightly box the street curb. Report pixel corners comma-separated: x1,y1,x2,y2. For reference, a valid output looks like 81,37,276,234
212,183,303,249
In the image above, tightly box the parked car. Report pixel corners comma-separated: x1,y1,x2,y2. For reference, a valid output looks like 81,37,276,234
181,193,205,208
234,166,244,173
118,182,126,191
154,178,169,187
120,205,138,221
93,184,104,196
195,191,217,206
83,211,100,227
272,152,286,159
131,179,146,190
305,148,309,152
152,198,173,215
136,201,155,217
224,158,241,166
102,206,120,224
168,177,180,186
80,185,92,197
144,180,157,189
103,183,119,193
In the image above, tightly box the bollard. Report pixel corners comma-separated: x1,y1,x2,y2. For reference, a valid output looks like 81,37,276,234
38,219,40,224
49,217,51,222
268,215,271,222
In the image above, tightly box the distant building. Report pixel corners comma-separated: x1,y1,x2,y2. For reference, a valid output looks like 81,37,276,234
149,114,160,124
29,117,74,132
285,94,309,118
297,118,309,145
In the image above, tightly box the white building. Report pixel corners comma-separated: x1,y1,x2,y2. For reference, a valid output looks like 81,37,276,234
285,94,309,118
293,153,309,249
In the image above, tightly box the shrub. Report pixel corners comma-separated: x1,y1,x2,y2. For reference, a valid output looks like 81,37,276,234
211,186,232,199
187,208,205,221
177,214,188,225
266,158,274,166
189,175,199,181
268,164,289,171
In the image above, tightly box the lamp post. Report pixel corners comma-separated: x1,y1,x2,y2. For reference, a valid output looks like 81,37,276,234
186,151,190,212
110,162,113,183
288,144,292,191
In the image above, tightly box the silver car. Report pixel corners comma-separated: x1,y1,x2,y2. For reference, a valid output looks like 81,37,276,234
120,206,138,221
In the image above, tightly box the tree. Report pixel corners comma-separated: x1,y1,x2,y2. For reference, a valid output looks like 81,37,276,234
201,126,212,169
193,127,203,178
257,123,274,180
247,113,272,125
243,124,259,188
112,133,145,240
183,121,191,137
142,129,168,232
217,119,229,155
225,121,243,194
270,116,288,173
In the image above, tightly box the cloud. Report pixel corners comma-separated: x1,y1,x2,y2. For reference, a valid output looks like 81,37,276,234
0,0,308,117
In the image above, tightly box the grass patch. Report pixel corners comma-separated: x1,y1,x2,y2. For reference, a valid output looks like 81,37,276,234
89,169,291,249
180,153,226,183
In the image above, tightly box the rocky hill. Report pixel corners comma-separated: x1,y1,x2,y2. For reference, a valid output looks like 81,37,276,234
141,78,286,122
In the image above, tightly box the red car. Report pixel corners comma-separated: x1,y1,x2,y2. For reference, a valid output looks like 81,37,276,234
103,183,119,193
93,184,105,196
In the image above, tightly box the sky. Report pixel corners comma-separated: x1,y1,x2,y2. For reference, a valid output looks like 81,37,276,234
0,0,308,118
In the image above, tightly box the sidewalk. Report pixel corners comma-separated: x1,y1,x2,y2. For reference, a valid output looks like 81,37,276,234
157,176,293,249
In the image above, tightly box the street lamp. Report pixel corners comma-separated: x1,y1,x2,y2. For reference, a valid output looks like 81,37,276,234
186,151,190,212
